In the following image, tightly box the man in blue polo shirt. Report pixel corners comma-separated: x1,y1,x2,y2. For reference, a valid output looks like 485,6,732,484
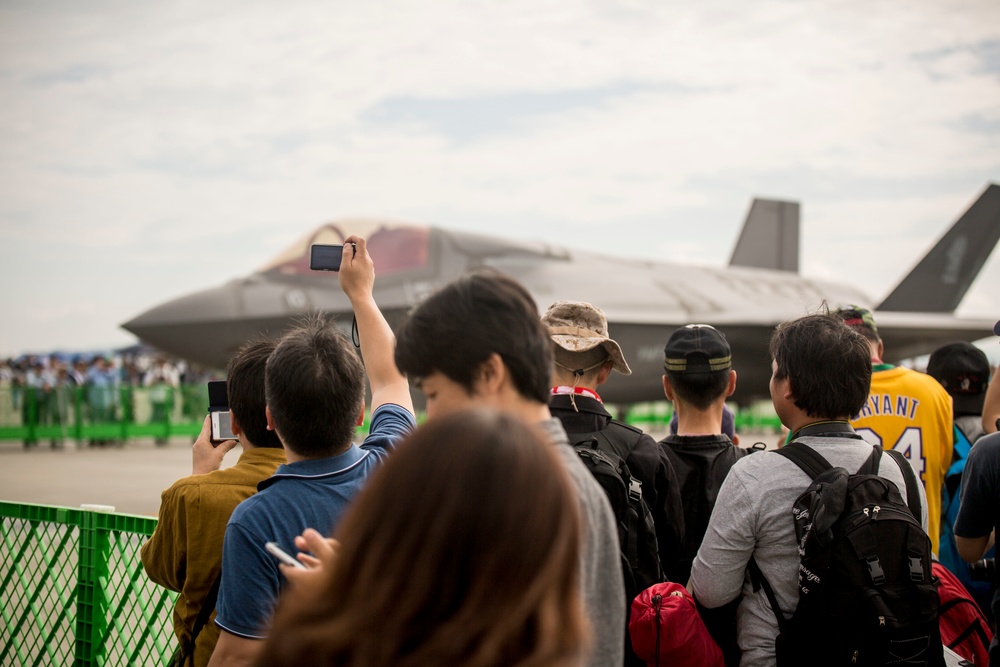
209,236,416,667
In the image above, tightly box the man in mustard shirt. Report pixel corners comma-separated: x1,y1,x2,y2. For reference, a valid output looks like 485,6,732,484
837,306,954,553
141,340,286,667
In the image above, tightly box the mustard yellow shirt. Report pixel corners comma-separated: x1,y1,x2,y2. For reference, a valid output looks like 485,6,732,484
851,365,953,554
140,447,285,666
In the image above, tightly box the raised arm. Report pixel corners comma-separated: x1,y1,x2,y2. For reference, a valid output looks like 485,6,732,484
338,235,414,416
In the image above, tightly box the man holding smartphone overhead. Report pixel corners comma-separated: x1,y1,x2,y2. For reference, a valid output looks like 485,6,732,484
209,237,416,667
141,340,286,667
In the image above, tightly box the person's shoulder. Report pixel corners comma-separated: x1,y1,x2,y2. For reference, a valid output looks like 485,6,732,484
891,366,950,398
728,447,792,481
607,418,643,436
968,432,1000,464
161,471,213,496
225,483,275,526
554,442,602,492
369,403,417,429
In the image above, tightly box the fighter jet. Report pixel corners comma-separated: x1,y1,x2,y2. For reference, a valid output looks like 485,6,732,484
122,184,1000,405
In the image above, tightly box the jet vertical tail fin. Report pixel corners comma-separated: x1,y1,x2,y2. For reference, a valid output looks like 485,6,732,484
728,198,800,272
878,184,1000,313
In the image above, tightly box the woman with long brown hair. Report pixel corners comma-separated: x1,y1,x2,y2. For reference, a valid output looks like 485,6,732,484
255,408,589,667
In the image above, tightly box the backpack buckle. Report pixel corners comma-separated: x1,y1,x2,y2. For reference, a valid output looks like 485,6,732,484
909,555,924,582
866,557,886,585
628,478,643,504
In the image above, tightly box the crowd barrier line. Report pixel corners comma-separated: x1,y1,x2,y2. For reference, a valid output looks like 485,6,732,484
1,501,176,666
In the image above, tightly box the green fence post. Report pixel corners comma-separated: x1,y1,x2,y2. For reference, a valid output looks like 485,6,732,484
73,385,84,445
120,386,131,443
25,389,38,445
164,386,174,441
75,509,111,667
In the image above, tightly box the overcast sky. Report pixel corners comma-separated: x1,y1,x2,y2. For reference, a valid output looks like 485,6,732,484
1,0,999,358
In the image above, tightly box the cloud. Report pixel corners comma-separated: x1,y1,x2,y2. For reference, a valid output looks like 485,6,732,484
0,0,999,354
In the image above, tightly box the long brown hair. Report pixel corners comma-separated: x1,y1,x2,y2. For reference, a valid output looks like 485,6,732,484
257,409,588,667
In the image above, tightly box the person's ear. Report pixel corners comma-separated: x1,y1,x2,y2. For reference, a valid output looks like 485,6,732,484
662,375,675,401
473,353,506,396
265,406,276,431
726,370,738,397
596,360,614,385
356,400,366,427
229,412,242,436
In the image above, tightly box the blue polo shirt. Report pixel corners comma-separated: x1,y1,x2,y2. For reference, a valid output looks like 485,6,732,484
214,403,415,639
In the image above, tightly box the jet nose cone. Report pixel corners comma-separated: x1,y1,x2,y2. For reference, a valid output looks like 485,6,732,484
122,284,244,368
123,284,241,333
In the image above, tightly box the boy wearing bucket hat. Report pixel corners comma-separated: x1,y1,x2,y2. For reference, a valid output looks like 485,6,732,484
542,300,686,586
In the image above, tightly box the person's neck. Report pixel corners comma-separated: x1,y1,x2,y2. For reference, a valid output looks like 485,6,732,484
551,373,599,392
281,441,350,464
785,415,851,437
498,394,553,424
675,404,725,436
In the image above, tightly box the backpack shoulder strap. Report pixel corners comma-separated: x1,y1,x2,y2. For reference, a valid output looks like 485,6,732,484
774,441,833,480
886,448,922,524
568,430,601,448
858,443,883,475
748,557,789,633
600,419,646,461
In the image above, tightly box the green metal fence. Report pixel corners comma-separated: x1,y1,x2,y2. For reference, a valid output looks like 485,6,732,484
0,385,206,445
618,401,783,434
0,501,176,666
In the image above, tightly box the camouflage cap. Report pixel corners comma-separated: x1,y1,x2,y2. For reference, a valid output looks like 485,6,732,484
542,301,631,375
835,305,879,338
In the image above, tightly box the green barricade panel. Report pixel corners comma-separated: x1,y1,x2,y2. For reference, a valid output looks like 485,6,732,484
101,528,176,666
1,514,79,666
0,503,178,667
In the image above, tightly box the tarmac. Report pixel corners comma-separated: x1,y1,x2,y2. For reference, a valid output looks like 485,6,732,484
0,436,233,517
0,429,783,518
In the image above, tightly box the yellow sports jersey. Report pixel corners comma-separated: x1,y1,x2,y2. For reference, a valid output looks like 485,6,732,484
851,365,954,554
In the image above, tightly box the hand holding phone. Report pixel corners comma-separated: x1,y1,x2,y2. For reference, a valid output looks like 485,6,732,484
207,381,236,444
265,541,307,570
310,243,356,272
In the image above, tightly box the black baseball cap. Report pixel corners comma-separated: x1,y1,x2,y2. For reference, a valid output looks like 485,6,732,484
927,341,990,416
664,324,732,374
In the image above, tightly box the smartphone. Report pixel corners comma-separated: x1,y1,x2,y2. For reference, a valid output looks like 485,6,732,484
207,380,236,443
310,244,344,272
265,541,307,569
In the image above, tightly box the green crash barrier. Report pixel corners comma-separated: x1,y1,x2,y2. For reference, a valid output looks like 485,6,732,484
0,385,783,444
0,502,176,666
0,385,206,445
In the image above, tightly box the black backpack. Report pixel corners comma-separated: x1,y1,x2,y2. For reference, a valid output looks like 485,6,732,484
569,421,663,602
750,442,944,667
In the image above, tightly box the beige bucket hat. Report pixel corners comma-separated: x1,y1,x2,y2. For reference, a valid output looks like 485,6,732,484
541,300,632,375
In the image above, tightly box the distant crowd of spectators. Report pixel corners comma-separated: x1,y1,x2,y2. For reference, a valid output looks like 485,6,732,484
0,352,217,448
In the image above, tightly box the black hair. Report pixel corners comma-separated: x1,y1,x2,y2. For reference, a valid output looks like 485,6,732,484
265,317,365,458
665,370,731,411
227,339,283,449
769,313,872,419
395,271,551,404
